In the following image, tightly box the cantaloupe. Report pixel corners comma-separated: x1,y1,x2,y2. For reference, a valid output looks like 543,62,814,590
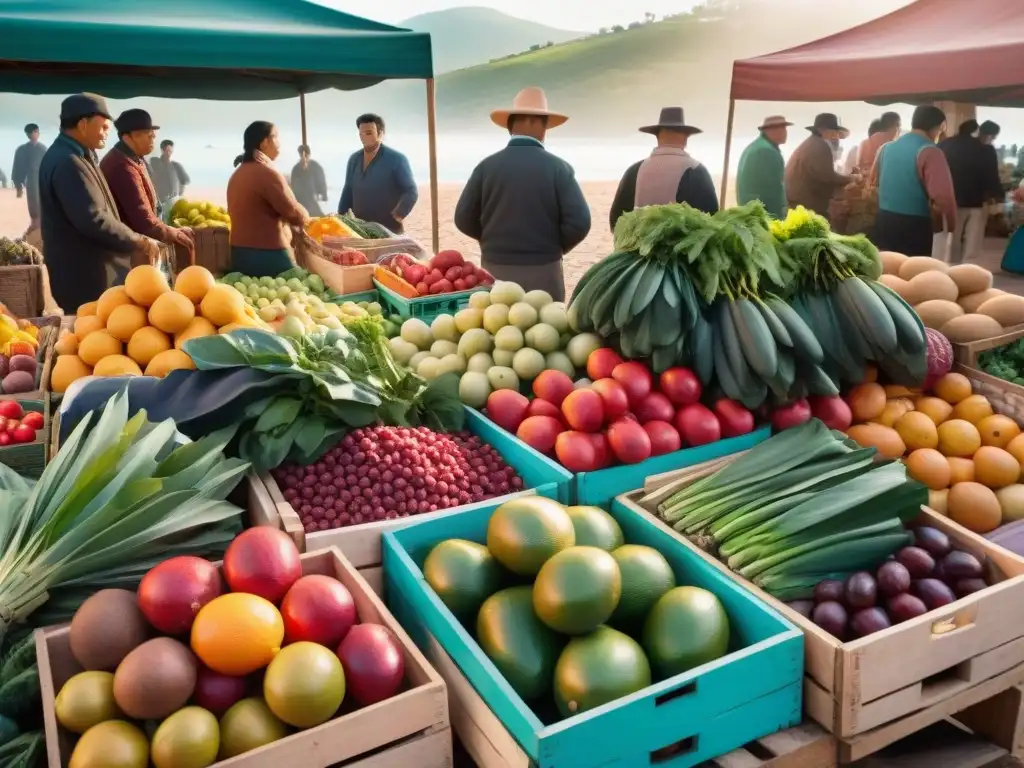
50,354,92,394
995,484,1024,522
124,265,170,307
947,264,993,296
914,300,963,330
173,266,216,304
939,314,1003,343
879,274,913,302
174,317,218,350
96,286,132,323
78,330,122,367
92,355,143,377
148,291,196,334
880,251,908,275
908,271,959,304
127,326,172,367
959,288,1004,313
947,482,1002,532
846,423,906,459
145,349,196,378
977,294,1024,329
898,256,949,281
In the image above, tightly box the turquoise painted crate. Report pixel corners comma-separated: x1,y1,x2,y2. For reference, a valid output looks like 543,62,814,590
465,407,573,505
382,496,803,768
374,278,486,322
329,288,379,305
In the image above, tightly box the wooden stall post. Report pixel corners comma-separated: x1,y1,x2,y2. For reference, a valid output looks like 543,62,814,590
299,91,308,147
719,98,736,208
426,78,441,254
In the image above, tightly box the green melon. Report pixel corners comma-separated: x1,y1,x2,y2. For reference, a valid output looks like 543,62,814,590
643,587,730,679
476,586,563,701
486,497,575,576
554,626,651,718
533,547,621,635
423,539,504,618
565,506,624,551
609,545,676,627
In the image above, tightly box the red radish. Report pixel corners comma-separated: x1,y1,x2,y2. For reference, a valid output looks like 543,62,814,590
20,410,43,430
0,401,22,420
192,666,248,716
223,528,303,604
675,404,721,447
337,624,406,706
555,431,601,471
561,389,606,433
713,400,755,438
588,432,612,469
486,390,530,433
532,370,574,407
516,416,564,454
586,348,623,381
454,279,468,291
444,266,463,282
607,419,653,464
634,392,675,424
138,556,224,635
771,399,813,431
0,434,10,447
526,398,564,422
464,275,479,288
403,264,427,285
590,378,629,420
809,396,852,431
281,574,357,647
611,362,653,407
659,368,702,406
644,421,681,455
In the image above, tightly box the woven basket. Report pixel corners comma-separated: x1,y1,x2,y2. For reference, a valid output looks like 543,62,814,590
0,265,45,317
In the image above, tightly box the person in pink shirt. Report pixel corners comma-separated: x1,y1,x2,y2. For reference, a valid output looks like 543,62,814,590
858,112,901,174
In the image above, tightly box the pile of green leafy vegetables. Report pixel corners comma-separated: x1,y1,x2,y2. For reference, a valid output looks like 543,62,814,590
181,321,464,472
978,338,1024,385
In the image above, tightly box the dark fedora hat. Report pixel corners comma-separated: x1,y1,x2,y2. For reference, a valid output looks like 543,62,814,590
807,113,848,136
114,109,159,134
640,107,702,136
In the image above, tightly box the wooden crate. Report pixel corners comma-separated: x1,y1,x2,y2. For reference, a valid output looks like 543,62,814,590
953,327,1024,367
36,547,451,768
704,723,837,767
956,362,1024,427
0,397,48,477
618,487,1024,741
177,227,231,276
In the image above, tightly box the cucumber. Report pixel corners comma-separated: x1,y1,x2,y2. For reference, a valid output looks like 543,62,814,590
866,280,926,354
732,299,779,379
771,297,824,364
615,260,651,330
755,299,793,348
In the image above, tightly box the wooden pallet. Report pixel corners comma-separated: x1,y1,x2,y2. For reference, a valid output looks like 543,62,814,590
702,723,837,767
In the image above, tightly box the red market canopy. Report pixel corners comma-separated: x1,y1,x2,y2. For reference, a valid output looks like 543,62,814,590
729,0,1024,106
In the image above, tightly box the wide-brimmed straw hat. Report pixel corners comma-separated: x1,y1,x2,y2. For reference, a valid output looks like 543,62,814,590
490,87,568,129
759,115,793,130
639,107,702,135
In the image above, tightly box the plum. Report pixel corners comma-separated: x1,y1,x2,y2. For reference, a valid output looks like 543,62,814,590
786,600,814,618
953,578,988,598
812,601,848,640
896,546,935,578
886,593,927,623
850,607,892,638
913,526,951,558
876,561,911,597
940,550,983,581
844,572,877,609
912,578,957,610
813,579,844,604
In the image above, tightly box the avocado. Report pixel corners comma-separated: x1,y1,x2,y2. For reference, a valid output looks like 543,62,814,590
554,626,651,718
219,698,288,759
533,547,621,635
423,539,504,618
643,586,730,679
565,506,624,551
609,545,676,628
486,497,575,576
476,586,563,700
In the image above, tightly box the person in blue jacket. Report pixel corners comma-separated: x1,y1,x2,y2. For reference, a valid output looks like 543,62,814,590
337,114,418,234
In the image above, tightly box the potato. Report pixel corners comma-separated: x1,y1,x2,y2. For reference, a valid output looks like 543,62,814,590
908,271,958,303
939,313,1004,343
879,274,913,301
977,294,1024,329
947,263,993,296
898,256,949,281
880,251,908,276
914,299,964,330
959,288,1004,313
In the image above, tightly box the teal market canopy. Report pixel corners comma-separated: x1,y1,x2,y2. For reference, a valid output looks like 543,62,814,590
0,0,434,100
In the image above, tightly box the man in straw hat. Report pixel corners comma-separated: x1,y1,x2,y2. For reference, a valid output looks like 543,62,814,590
609,107,718,231
784,113,855,220
736,115,793,219
454,87,591,302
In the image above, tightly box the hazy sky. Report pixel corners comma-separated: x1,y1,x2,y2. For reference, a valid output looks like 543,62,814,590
322,0,702,30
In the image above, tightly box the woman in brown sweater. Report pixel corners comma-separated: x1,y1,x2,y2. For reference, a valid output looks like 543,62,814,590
227,121,309,277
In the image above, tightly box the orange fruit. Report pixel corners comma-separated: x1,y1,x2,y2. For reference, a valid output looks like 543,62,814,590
894,411,939,451
928,488,948,515
77,301,98,317
977,414,1021,449
191,593,284,676
1007,434,1024,467
847,383,887,423
952,394,994,425
174,265,217,304
73,315,104,339
933,372,972,404
96,286,132,323
947,457,975,485
937,419,982,458
124,264,170,307
875,399,914,427
973,446,1021,489
106,304,148,342
905,449,951,490
914,397,954,426
846,424,906,459
947,482,1002,533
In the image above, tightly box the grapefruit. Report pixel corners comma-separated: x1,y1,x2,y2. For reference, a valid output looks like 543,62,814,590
222,527,303,604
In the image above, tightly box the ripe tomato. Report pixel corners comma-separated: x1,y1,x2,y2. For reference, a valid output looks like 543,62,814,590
11,424,35,444
20,411,43,430
0,401,23,420
0,433,11,446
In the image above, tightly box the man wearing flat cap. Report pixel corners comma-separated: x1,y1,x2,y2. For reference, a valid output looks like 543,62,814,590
101,109,194,259
784,113,855,219
609,107,719,232
736,116,792,219
38,93,160,312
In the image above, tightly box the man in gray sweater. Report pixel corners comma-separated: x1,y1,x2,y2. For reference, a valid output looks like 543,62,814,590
454,88,591,301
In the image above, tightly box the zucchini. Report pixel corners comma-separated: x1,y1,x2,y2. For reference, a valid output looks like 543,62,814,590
732,298,779,379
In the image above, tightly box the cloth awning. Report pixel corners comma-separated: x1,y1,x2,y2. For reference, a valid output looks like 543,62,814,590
730,0,1024,106
0,0,434,100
